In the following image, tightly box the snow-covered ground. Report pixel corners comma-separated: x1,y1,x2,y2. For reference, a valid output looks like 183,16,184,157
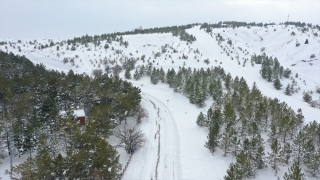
0,24,319,179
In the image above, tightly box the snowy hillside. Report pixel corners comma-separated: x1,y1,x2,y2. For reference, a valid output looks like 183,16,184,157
1,23,320,179
1,24,319,121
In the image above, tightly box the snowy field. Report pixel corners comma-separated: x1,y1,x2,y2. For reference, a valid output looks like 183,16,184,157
0,24,319,179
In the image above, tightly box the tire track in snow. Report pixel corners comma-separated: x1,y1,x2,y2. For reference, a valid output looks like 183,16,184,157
143,92,182,180
122,92,182,180
122,97,158,180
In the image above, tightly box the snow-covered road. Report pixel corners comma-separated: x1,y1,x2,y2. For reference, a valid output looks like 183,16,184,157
122,92,181,180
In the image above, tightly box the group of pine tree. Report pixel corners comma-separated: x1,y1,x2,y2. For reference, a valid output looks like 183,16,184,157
127,63,319,179
0,51,142,179
251,53,292,91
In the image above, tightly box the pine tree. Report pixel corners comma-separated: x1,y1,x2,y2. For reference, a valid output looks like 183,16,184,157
293,131,306,165
252,134,267,170
205,121,220,153
282,143,292,165
230,136,241,156
224,163,243,180
235,150,256,178
268,138,284,175
273,77,282,90
220,131,231,157
196,112,206,127
150,67,159,84
283,162,306,180
303,139,315,165
303,92,312,103
220,124,235,157
305,147,320,178
194,81,206,107
133,68,140,80
125,69,131,79
10,157,37,179
159,67,166,83
285,84,291,95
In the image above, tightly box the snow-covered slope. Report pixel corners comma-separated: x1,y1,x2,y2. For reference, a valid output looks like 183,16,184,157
0,24,319,179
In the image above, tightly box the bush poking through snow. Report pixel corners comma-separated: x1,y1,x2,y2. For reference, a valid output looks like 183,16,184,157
135,105,148,123
309,100,318,108
316,86,320,94
63,57,68,64
310,54,315,58
303,92,312,103
92,69,103,77
204,58,210,65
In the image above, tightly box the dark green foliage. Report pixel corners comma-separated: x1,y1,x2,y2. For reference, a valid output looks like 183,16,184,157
0,51,141,161
11,120,122,180
224,163,243,180
133,68,140,80
285,84,291,95
205,121,220,153
273,77,282,90
150,67,160,84
283,68,292,78
125,68,131,79
283,162,306,180
196,111,206,127
303,92,312,103
268,138,284,175
65,23,198,46
292,131,306,165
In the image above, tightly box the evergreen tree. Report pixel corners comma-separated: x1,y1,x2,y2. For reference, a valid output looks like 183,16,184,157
133,68,140,80
220,131,231,157
305,147,320,178
150,67,159,84
224,163,243,180
220,124,235,157
230,136,241,156
268,138,284,175
282,143,292,165
194,81,206,107
159,67,166,83
285,84,291,95
273,77,282,90
196,111,206,127
293,131,306,165
283,162,306,180
125,68,131,79
252,134,267,170
303,139,315,165
205,121,220,153
166,68,176,88
303,92,312,103
283,68,292,78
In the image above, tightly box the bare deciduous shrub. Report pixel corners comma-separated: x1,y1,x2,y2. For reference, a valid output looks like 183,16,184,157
63,57,68,64
114,125,146,154
112,64,123,78
309,100,318,108
92,69,103,77
135,105,148,123
316,86,320,94
104,66,111,74
204,58,210,65
70,58,75,66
